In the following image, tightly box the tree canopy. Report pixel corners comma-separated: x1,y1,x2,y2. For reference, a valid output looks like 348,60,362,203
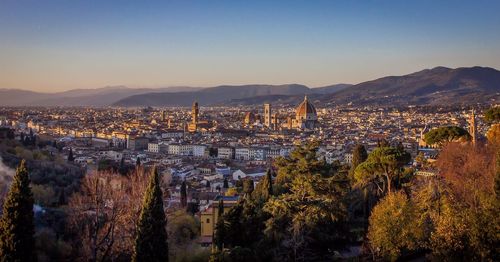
424,126,471,146
0,160,36,262
354,146,411,194
484,106,500,123
133,167,168,262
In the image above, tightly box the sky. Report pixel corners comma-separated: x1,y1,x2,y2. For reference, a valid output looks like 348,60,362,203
1,0,500,92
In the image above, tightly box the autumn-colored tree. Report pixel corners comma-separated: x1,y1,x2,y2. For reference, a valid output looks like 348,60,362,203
486,124,500,146
436,142,495,208
167,210,200,260
368,191,423,261
242,179,254,198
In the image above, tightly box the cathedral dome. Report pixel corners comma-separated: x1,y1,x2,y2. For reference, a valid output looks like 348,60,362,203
295,95,317,121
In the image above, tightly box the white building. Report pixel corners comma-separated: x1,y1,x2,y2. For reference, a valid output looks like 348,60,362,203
266,147,281,159
168,144,193,156
148,143,160,153
192,145,207,158
168,144,181,155
218,146,234,159
249,147,266,161
235,147,250,161
96,150,123,161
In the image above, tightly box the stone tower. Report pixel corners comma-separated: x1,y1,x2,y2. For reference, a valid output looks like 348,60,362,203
468,109,477,145
192,101,199,125
264,103,271,128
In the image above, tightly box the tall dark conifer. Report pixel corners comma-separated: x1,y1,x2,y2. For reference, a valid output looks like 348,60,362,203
180,181,187,208
0,160,36,262
67,148,75,162
118,157,127,176
351,144,368,176
253,169,273,201
133,167,168,262
214,198,225,251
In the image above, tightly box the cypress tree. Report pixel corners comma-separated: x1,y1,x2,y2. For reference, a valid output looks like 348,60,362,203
214,198,225,251
262,169,273,200
0,160,36,262
133,167,168,262
223,178,229,189
136,157,141,167
180,181,187,208
351,144,368,169
118,157,127,176
253,169,273,201
67,148,75,162
58,188,66,206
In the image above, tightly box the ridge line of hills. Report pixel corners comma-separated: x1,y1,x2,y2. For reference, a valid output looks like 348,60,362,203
1,66,499,107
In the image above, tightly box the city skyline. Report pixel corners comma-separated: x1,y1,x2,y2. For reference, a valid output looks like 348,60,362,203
1,0,500,91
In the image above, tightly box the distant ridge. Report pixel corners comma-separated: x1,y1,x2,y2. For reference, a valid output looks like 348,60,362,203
1,66,498,107
113,84,313,107
320,66,500,106
0,86,201,106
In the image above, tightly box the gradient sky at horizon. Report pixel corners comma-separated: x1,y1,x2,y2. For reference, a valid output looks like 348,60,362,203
1,0,500,92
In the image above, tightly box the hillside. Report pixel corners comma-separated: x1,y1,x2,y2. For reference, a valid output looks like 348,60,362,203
1,66,498,107
113,84,312,107
0,86,201,106
321,66,500,106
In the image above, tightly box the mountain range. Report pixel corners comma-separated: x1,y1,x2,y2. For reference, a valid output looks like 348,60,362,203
1,66,498,107
0,86,202,106
320,66,500,106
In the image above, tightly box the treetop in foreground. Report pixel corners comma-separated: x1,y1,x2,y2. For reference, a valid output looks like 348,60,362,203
133,167,168,262
0,159,36,262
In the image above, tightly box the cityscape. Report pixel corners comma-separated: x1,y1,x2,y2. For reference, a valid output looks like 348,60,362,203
0,1,499,262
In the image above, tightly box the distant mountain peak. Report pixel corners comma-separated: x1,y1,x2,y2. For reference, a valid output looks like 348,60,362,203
321,66,500,106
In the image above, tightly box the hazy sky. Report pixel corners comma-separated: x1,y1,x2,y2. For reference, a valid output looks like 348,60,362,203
1,0,500,92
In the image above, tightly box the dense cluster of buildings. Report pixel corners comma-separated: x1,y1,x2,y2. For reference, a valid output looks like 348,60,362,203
0,100,488,244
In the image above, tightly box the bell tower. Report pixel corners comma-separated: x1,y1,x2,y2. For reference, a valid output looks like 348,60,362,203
468,109,477,145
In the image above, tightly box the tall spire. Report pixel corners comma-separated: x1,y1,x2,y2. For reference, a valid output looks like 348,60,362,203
469,109,477,145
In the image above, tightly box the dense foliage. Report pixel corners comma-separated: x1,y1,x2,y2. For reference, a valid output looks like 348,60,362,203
424,126,471,146
133,168,169,262
0,160,36,261
484,106,500,123
1,118,499,261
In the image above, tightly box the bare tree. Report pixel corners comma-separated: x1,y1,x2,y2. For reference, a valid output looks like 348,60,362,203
67,167,168,261
67,172,128,261
436,142,496,209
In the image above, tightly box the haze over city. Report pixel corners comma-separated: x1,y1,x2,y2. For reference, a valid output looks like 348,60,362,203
1,0,500,91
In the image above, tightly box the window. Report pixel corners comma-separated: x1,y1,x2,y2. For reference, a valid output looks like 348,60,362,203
206,218,210,223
